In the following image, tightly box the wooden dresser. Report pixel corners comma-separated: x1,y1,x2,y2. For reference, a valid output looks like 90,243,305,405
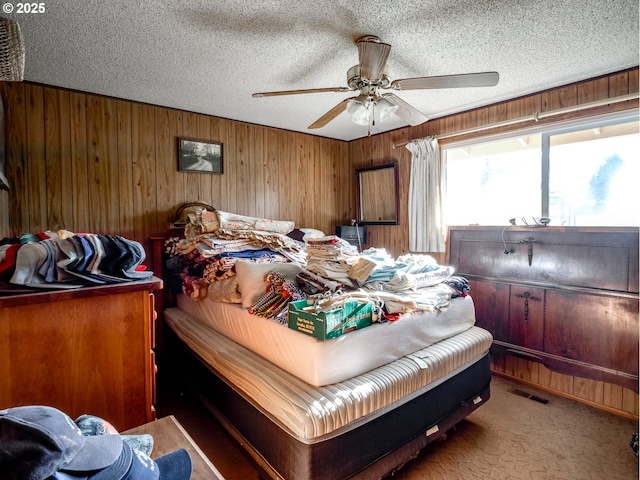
0,277,163,431
448,226,639,416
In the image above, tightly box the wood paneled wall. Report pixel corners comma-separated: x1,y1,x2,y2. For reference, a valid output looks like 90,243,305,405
0,82,350,251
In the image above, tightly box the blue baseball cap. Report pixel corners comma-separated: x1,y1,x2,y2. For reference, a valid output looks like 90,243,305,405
49,442,192,480
0,405,123,480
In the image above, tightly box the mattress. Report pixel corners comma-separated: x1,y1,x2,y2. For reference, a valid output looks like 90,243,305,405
165,306,493,442
175,293,477,386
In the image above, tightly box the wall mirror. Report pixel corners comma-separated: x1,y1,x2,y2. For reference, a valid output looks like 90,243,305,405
356,162,399,225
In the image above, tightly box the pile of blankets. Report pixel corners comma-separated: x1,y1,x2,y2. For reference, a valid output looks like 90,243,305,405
165,208,470,322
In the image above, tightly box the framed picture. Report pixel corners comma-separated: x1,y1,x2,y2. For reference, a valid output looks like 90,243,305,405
178,138,223,174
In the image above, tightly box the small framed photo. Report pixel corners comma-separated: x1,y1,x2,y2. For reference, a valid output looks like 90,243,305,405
178,138,223,174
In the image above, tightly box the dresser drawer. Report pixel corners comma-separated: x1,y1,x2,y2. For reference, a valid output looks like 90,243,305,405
544,289,639,375
451,228,638,292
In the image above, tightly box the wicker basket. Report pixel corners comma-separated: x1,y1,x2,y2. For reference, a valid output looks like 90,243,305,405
0,16,24,81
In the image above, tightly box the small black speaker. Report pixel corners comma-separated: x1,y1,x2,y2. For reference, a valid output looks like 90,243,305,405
336,225,367,246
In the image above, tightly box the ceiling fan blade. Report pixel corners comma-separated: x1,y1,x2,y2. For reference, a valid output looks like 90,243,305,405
308,97,356,129
391,72,499,90
253,86,351,97
381,93,429,126
358,37,391,82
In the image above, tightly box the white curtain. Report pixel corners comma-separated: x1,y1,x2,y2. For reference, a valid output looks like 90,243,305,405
406,136,445,252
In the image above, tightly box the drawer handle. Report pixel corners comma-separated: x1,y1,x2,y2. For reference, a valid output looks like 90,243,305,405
514,291,541,322
519,237,543,266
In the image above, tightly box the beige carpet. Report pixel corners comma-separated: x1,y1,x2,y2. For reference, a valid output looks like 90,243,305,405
394,376,638,480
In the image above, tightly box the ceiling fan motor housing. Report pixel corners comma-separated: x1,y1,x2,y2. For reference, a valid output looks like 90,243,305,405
347,65,391,91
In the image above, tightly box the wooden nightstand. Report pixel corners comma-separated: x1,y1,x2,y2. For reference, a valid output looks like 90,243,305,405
124,415,225,480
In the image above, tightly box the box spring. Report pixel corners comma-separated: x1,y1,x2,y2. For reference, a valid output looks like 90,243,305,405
163,308,492,479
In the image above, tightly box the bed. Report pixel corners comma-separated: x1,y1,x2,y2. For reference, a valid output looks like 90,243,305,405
152,208,493,480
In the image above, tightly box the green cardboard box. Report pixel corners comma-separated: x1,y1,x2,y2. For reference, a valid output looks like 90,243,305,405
287,299,373,340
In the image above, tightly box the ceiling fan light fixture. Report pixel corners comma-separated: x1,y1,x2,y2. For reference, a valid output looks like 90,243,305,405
376,97,398,121
346,94,371,125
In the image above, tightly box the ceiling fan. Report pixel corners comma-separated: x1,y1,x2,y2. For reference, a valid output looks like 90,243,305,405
252,35,499,131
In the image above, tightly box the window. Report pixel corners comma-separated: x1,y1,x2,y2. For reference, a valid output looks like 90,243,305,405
444,113,639,227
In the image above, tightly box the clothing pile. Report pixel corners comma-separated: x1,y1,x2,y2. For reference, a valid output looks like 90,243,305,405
347,248,396,284
305,235,360,287
296,269,346,296
166,207,471,323
0,405,192,480
165,236,293,301
357,252,455,293
0,230,153,289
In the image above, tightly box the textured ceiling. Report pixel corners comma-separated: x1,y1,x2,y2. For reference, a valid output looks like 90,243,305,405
8,0,639,141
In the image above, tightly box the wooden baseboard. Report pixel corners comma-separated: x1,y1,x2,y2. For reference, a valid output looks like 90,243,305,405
490,353,638,420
